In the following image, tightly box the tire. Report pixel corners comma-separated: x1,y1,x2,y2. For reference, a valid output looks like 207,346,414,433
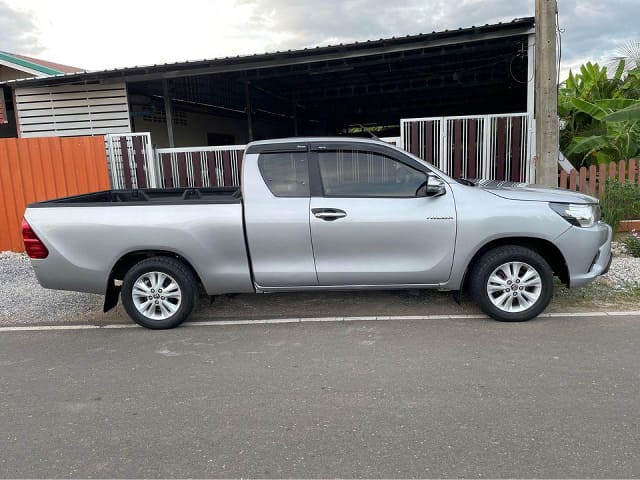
121,256,198,329
468,246,553,322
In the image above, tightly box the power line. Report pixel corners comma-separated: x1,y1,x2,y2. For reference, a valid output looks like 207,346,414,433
556,10,564,90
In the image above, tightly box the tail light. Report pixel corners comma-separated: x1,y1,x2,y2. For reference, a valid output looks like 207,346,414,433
21,218,49,259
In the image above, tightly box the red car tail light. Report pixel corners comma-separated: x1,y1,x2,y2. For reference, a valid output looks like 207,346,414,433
21,218,49,259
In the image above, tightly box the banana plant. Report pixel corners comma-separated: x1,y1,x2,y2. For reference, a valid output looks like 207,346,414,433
566,97,640,163
562,62,624,101
560,59,640,166
603,101,640,122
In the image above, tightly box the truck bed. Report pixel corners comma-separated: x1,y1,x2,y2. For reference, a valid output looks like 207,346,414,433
24,186,253,297
29,187,241,207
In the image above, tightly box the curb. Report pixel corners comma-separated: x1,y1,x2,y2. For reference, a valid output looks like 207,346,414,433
1,311,640,332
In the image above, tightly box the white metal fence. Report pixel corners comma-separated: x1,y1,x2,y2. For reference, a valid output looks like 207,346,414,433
400,113,534,182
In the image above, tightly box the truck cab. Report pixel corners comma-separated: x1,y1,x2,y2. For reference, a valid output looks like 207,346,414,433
243,138,456,289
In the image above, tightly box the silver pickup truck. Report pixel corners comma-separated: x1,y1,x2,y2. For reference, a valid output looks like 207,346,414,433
23,137,612,329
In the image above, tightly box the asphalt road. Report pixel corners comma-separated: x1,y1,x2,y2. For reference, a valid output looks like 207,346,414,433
1,315,639,478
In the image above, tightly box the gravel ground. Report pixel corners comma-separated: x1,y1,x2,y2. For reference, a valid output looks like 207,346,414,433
601,242,640,290
1,244,639,326
0,251,103,325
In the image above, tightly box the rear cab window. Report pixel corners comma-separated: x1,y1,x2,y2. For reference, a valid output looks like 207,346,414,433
258,152,310,197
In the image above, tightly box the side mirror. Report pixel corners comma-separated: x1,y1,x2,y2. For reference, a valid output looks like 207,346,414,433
425,176,446,197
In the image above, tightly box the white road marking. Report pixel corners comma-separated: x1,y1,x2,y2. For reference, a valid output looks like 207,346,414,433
1,311,639,333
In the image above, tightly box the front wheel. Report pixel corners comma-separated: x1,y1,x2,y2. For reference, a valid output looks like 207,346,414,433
121,256,198,329
469,246,554,322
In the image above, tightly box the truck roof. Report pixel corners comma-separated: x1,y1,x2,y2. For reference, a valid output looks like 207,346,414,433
245,136,397,154
247,136,390,147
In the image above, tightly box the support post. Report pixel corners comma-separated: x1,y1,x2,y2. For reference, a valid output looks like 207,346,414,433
534,0,559,186
292,95,298,136
244,79,254,142
162,79,175,148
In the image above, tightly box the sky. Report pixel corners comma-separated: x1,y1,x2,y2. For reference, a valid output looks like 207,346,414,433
1,0,638,79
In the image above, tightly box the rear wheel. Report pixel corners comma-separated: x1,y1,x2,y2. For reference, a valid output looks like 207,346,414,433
469,246,553,322
121,256,198,329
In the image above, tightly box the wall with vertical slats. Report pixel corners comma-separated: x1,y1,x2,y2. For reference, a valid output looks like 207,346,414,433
0,136,110,251
14,82,131,138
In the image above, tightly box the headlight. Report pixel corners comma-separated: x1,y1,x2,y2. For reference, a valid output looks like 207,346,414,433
550,202,600,227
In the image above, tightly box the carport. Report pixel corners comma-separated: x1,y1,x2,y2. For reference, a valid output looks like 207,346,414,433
123,17,534,146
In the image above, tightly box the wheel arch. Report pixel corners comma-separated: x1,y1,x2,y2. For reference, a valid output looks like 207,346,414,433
104,249,204,312
461,237,569,293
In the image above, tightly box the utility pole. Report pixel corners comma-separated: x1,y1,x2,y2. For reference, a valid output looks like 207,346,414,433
535,0,559,186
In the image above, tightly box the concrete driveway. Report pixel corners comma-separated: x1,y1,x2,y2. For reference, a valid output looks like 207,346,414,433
1,314,639,478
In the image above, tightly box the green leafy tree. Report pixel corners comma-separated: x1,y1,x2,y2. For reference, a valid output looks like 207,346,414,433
559,59,640,167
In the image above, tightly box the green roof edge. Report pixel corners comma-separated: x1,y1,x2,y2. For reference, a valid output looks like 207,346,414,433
0,51,62,76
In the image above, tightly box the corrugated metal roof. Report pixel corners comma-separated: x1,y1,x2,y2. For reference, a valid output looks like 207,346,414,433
0,17,534,87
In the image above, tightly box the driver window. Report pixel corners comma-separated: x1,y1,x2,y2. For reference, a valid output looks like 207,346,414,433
317,150,427,197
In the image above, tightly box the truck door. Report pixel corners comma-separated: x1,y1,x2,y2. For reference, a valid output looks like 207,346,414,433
243,147,318,287
309,145,456,286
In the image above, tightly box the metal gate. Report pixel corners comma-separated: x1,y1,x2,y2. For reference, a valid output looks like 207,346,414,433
401,113,534,182
155,145,246,188
106,135,245,189
106,133,158,188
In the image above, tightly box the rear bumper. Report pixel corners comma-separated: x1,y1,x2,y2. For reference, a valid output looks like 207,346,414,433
555,222,613,288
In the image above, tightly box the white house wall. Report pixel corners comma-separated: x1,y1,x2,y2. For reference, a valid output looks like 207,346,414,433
15,82,131,138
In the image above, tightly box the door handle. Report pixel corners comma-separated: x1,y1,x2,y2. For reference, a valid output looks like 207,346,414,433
312,208,347,221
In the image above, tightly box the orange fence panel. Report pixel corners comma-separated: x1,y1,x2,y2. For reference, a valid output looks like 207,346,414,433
0,136,109,252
